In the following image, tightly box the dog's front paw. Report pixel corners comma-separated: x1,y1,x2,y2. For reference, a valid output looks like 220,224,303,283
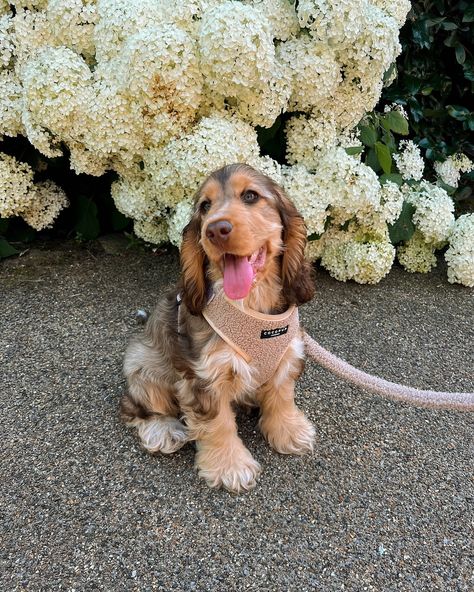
260,410,315,455
195,443,261,494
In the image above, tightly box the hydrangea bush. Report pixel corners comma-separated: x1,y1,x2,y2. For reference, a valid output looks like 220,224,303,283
0,0,473,286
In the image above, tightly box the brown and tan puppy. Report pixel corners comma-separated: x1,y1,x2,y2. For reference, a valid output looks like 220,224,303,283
121,163,315,493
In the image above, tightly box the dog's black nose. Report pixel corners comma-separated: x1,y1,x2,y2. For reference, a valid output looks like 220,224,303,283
206,220,233,244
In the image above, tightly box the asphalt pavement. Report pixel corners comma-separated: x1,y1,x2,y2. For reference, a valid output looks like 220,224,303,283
1,238,473,591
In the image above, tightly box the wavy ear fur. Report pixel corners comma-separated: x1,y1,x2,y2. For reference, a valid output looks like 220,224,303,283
180,211,208,315
272,183,315,306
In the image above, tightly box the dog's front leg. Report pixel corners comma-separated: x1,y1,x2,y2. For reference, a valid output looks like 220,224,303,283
180,380,261,493
257,338,315,455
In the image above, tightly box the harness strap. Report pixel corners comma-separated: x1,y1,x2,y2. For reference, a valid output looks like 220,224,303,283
202,289,300,387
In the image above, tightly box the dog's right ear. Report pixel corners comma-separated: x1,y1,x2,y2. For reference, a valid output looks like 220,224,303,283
180,211,208,315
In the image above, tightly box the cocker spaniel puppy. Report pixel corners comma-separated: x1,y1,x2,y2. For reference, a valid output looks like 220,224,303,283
121,163,315,493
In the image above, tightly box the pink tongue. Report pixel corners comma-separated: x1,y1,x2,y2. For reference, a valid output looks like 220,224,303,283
223,254,254,300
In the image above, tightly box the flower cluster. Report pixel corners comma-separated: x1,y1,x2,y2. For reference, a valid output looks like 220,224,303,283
434,154,474,188
393,140,424,181
0,152,68,229
318,222,395,285
404,181,454,245
445,215,474,287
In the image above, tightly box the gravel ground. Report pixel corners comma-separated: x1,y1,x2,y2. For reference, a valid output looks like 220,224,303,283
1,240,473,592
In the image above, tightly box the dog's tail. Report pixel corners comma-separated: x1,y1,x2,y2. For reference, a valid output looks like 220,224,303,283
303,333,474,411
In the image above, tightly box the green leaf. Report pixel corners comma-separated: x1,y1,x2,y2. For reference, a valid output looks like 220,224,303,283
366,147,381,173
440,21,458,31
345,146,364,156
375,141,392,174
0,238,19,258
359,125,378,147
412,19,431,48
379,173,403,186
462,6,474,22
455,44,466,65
455,186,472,201
463,64,474,81
388,202,416,244
73,196,100,241
307,232,321,242
383,111,409,135
446,104,470,121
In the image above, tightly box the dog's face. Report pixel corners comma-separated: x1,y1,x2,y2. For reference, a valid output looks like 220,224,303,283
181,163,314,314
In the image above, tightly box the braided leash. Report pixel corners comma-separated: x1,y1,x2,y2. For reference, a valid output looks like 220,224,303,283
303,333,474,411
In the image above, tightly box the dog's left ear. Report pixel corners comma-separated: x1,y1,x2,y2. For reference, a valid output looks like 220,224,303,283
180,211,208,315
273,183,315,306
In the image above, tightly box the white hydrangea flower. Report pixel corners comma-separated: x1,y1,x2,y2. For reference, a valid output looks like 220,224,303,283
111,173,164,223
281,164,330,236
397,230,437,274
244,0,299,41
198,1,289,126
297,0,368,46
277,35,340,112
0,13,14,67
305,237,325,262
143,115,261,208
0,70,24,137
285,116,338,168
394,140,425,181
46,0,98,61
10,8,54,72
371,0,411,27
158,0,223,35
249,155,282,185
114,23,203,143
11,1,48,9
133,219,169,245
21,181,69,230
199,2,274,95
445,214,474,287
314,147,381,222
320,224,395,284
20,46,93,158
405,181,455,245
384,103,408,120
315,62,385,131
0,152,35,218
94,0,165,63
167,200,194,247
434,154,474,188
378,181,404,225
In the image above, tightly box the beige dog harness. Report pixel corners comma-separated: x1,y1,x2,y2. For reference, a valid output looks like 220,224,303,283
202,289,300,387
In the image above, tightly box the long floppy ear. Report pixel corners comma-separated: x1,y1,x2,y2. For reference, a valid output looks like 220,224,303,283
273,183,315,306
180,211,208,315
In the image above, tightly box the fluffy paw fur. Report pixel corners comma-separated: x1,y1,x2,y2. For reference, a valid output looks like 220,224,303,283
137,416,189,454
260,410,315,455
195,442,261,493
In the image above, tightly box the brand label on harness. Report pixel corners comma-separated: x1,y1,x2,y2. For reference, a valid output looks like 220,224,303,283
260,325,289,339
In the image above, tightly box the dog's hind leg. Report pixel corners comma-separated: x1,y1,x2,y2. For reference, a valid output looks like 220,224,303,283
121,381,189,454
121,341,189,454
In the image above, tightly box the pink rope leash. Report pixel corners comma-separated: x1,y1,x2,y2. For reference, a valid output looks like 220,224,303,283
303,333,474,411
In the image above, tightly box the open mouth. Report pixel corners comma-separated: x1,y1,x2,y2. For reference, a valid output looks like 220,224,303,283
221,246,267,300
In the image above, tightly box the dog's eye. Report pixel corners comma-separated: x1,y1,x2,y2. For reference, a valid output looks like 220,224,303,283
200,200,211,214
241,190,260,205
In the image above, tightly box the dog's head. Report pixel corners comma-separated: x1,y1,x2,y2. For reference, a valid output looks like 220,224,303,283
180,163,314,315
